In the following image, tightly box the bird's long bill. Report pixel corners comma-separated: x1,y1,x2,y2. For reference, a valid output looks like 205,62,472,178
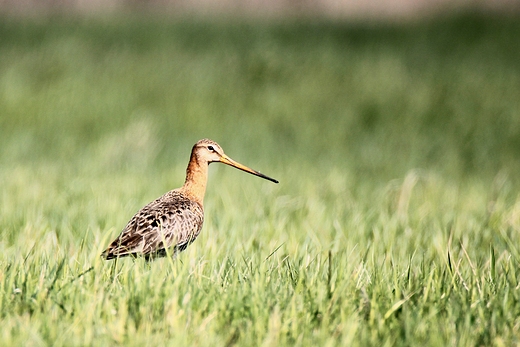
219,155,279,183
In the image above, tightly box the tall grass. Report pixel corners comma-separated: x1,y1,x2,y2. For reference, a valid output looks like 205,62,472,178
1,13,520,346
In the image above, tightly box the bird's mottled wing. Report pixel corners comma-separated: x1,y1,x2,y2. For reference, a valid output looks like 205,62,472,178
102,192,204,260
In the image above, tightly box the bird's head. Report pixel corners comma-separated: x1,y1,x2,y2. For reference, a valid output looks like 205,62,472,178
192,139,278,183
193,139,225,164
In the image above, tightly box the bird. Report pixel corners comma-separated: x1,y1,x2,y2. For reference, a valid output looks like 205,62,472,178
101,138,278,261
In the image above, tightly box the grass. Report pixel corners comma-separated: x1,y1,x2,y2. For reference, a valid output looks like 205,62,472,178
1,12,520,346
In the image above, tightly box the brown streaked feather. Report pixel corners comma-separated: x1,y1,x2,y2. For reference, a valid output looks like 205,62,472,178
101,190,204,260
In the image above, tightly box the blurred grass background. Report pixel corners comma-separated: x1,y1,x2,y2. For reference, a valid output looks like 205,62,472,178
1,11,520,346
1,14,519,180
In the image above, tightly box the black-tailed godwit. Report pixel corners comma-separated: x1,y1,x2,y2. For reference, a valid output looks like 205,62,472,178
101,139,278,260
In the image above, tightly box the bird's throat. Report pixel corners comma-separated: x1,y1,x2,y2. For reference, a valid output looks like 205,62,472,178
181,156,208,206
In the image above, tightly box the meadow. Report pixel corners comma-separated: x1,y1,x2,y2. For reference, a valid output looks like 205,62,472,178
1,12,520,346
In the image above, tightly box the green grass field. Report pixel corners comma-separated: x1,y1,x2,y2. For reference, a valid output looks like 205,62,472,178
1,12,520,346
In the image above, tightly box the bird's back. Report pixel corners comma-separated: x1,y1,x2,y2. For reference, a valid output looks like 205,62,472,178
101,190,204,260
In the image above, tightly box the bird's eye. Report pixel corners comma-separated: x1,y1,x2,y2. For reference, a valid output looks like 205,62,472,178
208,145,215,152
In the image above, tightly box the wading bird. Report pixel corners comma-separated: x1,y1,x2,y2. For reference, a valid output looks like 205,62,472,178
101,139,278,260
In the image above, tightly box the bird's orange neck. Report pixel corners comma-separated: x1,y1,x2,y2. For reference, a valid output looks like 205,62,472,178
180,152,208,206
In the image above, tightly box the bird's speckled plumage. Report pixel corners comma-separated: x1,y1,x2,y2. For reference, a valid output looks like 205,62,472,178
101,138,278,261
